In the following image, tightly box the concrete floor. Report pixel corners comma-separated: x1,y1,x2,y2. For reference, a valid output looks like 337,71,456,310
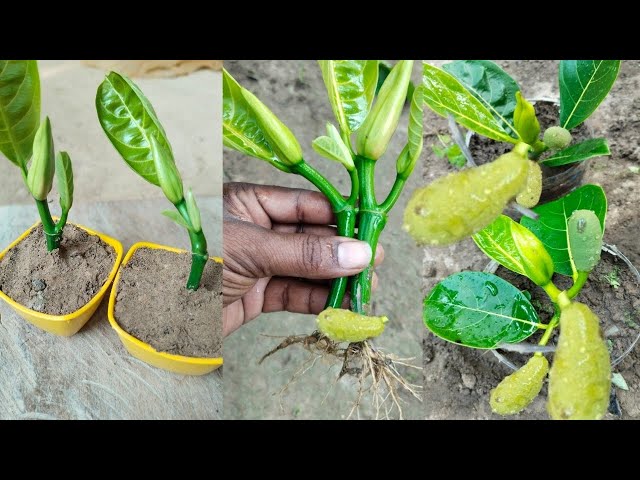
0,61,223,419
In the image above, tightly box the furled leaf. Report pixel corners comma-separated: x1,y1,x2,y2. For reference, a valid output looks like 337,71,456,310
407,84,424,164
319,60,378,134
311,123,354,170
0,60,41,168
443,60,520,139
513,92,540,145
559,60,621,129
162,210,194,232
222,69,290,173
96,71,172,186
422,63,516,143
185,188,202,233
473,215,553,286
541,138,610,167
55,151,74,214
424,271,541,349
521,184,607,276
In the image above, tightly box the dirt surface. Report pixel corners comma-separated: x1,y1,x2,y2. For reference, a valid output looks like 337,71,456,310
422,60,640,420
0,224,116,315
115,248,223,358
224,60,424,419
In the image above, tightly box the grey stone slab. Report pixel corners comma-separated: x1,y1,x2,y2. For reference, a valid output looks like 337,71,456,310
0,197,222,419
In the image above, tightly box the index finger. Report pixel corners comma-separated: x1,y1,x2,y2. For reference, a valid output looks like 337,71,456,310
253,184,338,225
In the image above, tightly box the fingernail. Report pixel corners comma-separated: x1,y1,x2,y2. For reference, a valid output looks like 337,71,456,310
337,241,372,270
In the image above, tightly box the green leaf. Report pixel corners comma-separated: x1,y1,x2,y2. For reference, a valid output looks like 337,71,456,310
96,71,172,186
423,271,541,349
473,215,554,286
559,60,621,129
162,209,194,232
377,61,415,103
442,60,520,139
185,188,202,233
150,134,183,204
521,184,607,276
0,60,41,169
422,63,516,143
567,210,602,272
312,123,354,170
319,60,378,134
55,151,74,214
222,69,290,173
513,92,540,145
611,372,629,391
407,84,424,163
541,138,610,167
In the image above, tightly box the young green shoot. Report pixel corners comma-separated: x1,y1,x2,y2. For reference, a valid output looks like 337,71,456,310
96,71,208,291
0,60,75,252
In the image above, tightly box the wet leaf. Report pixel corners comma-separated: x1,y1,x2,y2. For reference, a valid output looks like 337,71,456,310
541,138,610,167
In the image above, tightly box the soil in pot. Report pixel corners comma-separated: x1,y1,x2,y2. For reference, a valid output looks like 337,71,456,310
468,102,592,203
0,224,117,315
424,249,640,420
114,248,222,359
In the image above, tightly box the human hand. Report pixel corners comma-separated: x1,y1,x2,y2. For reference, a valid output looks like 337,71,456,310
223,183,384,336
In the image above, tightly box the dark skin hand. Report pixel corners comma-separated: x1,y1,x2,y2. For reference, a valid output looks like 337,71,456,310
223,182,384,336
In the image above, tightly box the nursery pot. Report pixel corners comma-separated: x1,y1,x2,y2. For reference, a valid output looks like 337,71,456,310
0,220,124,336
108,242,223,376
466,99,598,204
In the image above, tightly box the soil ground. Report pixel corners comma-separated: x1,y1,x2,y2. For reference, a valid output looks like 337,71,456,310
421,60,640,419
223,60,424,419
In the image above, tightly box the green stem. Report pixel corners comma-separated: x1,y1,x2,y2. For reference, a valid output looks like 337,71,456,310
529,140,548,160
292,161,347,210
324,208,357,308
566,271,589,299
36,199,61,252
541,281,562,303
357,156,377,210
379,176,406,213
538,310,560,347
176,200,209,291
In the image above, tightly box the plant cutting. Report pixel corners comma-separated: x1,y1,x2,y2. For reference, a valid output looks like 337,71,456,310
419,181,636,419
223,61,423,417
96,71,222,375
404,60,620,247
0,60,122,336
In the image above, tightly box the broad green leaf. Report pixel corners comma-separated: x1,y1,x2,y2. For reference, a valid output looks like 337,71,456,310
162,209,194,232
513,92,540,145
0,60,41,168
541,138,610,167
422,63,516,143
96,71,172,186
150,134,183,204
443,60,520,139
407,84,424,163
185,188,202,233
423,271,541,349
521,184,607,276
222,69,290,173
312,123,354,170
473,215,553,287
559,60,621,129
319,60,378,134
55,151,74,214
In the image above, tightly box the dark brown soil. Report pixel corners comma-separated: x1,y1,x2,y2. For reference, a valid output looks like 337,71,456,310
424,250,639,420
0,224,117,315
114,248,223,358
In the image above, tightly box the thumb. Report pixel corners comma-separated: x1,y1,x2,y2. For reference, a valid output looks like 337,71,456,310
225,220,372,280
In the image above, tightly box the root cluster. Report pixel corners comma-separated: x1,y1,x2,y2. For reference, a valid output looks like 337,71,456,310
259,330,422,419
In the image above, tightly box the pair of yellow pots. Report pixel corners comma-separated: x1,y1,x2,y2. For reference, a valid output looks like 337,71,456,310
0,220,223,376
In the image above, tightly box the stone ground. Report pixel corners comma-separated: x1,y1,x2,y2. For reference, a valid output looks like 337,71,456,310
0,61,222,419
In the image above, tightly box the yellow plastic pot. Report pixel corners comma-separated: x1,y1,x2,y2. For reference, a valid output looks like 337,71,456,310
0,220,124,336
108,242,223,376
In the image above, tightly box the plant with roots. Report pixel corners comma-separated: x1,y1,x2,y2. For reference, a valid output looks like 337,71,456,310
404,60,620,248
223,61,424,418
422,185,612,419
0,60,74,251
96,72,208,290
